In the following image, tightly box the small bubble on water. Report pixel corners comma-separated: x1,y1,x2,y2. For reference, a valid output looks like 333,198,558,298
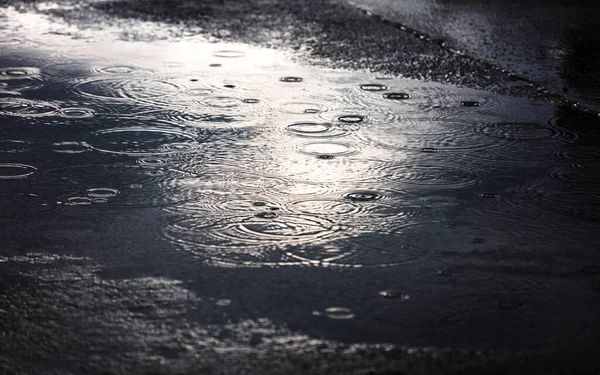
419,147,438,153
252,201,267,207
255,212,278,219
209,63,222,67
379,290,410,300
337,115,364,123
190,78,198,82
360,83,388,91
461,101,481,107
224,84,236,88
304,109,320,114
316,154,335,160
280,76,303,83
480,192,499,199
383,92,411,100
87,188,119,198
243,98,259,104
93,198,108,203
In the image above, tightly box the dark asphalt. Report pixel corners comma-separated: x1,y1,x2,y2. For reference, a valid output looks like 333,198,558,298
1,1,600,374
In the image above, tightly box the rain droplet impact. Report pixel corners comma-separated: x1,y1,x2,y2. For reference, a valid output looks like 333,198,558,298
383,92,411,100
0,67,41,78
322,307,355,320
280,76,303,83
480,192,499,199
213,50,246,58
0,98,58,117
286,122,351,138
345,192,381,202
203,96,242,108
86,188,120,198
60,107,95,118
461,101,481,107
89,127,201,155
299,142,358,156
0,163,37,179
360,83,389,91
255,211,278,219
316,154,335,160
243,98,259,104
52,142,91,154
67,197,93,206
419,147,438,153
379,290,410,300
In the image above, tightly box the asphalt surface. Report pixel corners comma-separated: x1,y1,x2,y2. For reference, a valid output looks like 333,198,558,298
1,1,600,374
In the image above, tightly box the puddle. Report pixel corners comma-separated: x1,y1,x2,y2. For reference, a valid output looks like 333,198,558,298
0,7,599,355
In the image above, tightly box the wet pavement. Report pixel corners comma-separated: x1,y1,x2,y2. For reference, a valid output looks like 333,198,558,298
1,1,600,374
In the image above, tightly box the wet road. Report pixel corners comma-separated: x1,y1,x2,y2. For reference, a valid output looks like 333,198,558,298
1,1,600,374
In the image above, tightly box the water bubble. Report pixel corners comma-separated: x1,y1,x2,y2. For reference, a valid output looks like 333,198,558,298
93,198,108,203
419,147,438,153
360,83,388,91
337,115,364,123
252,201,267,207
209,63,222,67
0,67,41,79
243,99,259,104
316,154,335,160
86,188,119,198
224,84,236,89
461,101,481,107
379,290,410,300
0,163,37,179
213,50,246,58
59,107,95,119
280,77,303,83
383,92,411,100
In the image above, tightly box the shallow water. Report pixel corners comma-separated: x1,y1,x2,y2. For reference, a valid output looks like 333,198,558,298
1,8,599,353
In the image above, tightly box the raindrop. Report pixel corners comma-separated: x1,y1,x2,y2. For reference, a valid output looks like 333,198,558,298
224,84,236,89
379,290,410,300
0,163,37,179
344,192,381,202
255,212,278,219
67,197,93,206
360,83,388,91
0,98,59,117
383,92,411,100
0,67,41,78
243,99,259,104
52,141,91,154
322,307,355,320
86,188,120,198
461,101,481,107
299,142,358,157
89,127,201,155
419,147,438,153
213,50,246,58
480,192,499,199
203,96,242,108
337,115,364,123
316,154,335,160
280,77,303,83
60,107,95,119
286,122,351,138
